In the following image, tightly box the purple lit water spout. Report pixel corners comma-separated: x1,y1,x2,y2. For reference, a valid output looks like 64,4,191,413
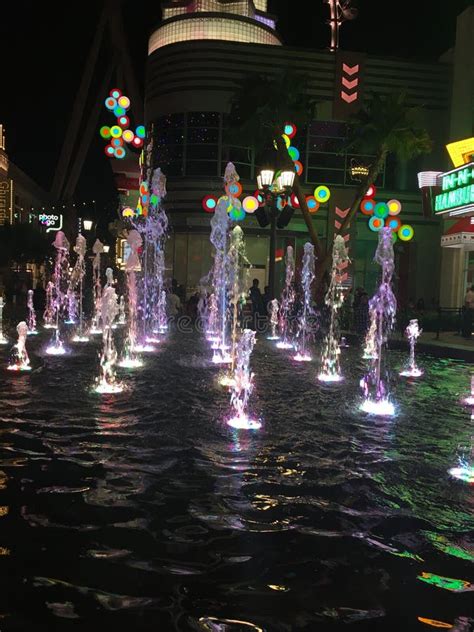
119,229,143,368
90,239,104,335
27,290,38,335
227,329,261,429
293,242,315,362
46,231,70,356
0,297,7,345
7,322,31,371
267,298,279,340
360,227,397,415
400,319,423,377
277,245,295,349
95,286,123,393
71,234,88,342
318,235,349,382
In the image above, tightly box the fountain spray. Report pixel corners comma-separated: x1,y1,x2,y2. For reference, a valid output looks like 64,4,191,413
95,286,123,393
210,173,233,364
46,231,70,356
400,319,423,377
43,281,56,329
229,226,250,368
90,239,104,335
267,299,280,340
150,168,169,338
294,242,316,362
277,246,295,349
318,235,349,382
360,227,397,416
119,229,143,368
27,290,38,335
7,321,31,371
118,295,126,325
0,297,7,345
363,309,378,360
227,329,261,430
71,234,88,342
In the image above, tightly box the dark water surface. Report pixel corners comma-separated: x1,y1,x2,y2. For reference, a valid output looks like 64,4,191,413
0,332,473,631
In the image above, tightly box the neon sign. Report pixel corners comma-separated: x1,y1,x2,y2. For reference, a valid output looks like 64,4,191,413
39,213,63,232
434,162,474,216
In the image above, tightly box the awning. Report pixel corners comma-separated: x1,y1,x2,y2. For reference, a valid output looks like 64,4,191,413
441,216,474,250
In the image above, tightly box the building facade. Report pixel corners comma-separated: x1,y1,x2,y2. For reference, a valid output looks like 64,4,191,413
145,0,470,307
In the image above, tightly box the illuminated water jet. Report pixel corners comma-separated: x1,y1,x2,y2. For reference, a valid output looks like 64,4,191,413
360,228,397,416
71,234,88,341
43,281,56,330
90,239,104,335
293,242,315,362
400,319,423,377
318,235,349,382
120,229,142,368
7,322,31,371
27,290,38,335
0,297,7,345
227,329,261,430
94,285,123,394
46,231,70,356
267,298,279,340
278,246,295,348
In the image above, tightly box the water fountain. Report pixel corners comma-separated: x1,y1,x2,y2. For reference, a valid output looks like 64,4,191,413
227,329,261,430
90,239,104,335
150,168,169,338
65,268,78,325
462,375,474,406
7,321,31,371
318,235,349,382
448,450,474,484
400,318,423,377
71,234,89,342
360,227,397,416
210,175,232,364
277,246,295,349
46,231,70,356
267,299,280,340
118,295,126,325
0,297,7,345
95,286,123,394
293,242,315,362
119,229,144,368
27,290,38,335
229,226,250,366
43,281,56,329
363,310,378,360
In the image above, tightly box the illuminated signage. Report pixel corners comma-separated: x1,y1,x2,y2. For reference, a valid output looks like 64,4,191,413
39,213,63,232
446,137,474,168
0,178,12,226
434,162,474,216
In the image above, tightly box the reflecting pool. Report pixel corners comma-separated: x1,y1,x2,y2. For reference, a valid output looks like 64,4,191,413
0,333,472,630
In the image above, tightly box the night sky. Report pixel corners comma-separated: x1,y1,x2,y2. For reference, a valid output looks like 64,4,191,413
0,0,469,218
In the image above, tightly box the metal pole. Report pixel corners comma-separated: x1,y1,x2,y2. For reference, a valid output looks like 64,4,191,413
268,205,277,300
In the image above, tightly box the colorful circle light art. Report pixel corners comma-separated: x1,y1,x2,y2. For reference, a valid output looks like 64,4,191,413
294,161,303,176
288,146,300,161
253,191,265,207
314,186,331,203
306,196,320,213
360,199,375,215
387,199,402,215
284,122,297,138
225,181,243,197
290,193,300,208
242,196,259,214
365,184,377,198
386,217,401,231
122,207,135,218
398,224,414,241
100,88,145,160
229,207,246,221
374,202,389,219
202,195,217,213
368,216,384,232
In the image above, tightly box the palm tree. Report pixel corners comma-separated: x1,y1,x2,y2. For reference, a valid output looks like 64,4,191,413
227,70,322,259
328,91,432,264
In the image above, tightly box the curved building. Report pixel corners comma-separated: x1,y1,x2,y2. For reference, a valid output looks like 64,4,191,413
146,0,462,308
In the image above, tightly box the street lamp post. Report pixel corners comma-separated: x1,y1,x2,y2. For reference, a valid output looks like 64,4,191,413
256,168,295,300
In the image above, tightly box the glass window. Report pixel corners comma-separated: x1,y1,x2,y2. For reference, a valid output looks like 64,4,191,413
187,144,218,160
187,128,219,144
186,161,219,176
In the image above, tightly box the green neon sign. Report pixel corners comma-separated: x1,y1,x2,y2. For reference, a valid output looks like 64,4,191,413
434,162,474,214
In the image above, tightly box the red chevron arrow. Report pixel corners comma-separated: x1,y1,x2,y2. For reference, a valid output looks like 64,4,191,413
342,63,359,76
341,91,358,104
343,233,350,242
334,220,342,230
342,76,359,90
335,206,350,218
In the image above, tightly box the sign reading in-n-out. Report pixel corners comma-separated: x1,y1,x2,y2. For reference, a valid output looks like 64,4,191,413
434,162,474,217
